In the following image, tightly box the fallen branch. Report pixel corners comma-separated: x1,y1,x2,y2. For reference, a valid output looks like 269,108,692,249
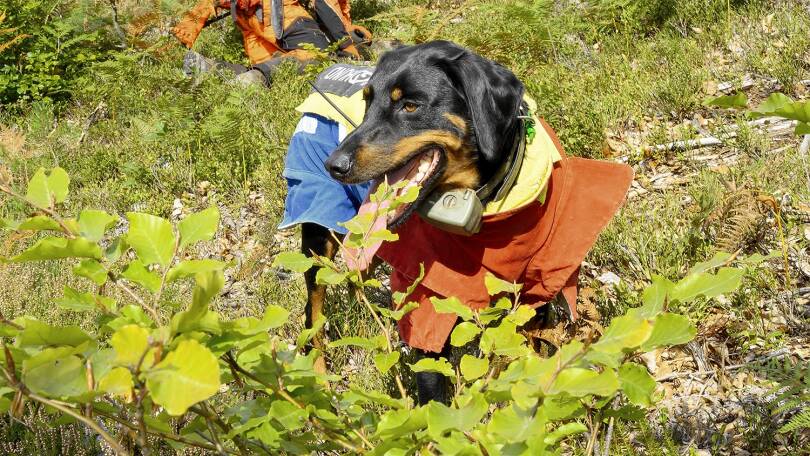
644,136,723,153
656,348,792,382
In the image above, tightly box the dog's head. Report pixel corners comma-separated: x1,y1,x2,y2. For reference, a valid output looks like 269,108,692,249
325,40,525,227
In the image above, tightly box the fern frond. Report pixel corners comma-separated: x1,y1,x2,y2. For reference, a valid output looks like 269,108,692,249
779,408,810,433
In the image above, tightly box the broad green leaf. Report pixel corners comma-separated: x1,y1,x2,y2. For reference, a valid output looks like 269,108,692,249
459,354,488,380
775,99,810,123
367,228,399,244
271,252,314,273
506,305,536,326
426,394,488,438
77,210,118,242
410,357,455,378
548,368,619,397
23,352,88,399
795,122,810,135
751,92,793,118
73,259,107,285
178,206,219,249
478,306,506,325
670,267,744,303
592,314,652,353
121,259,161,293
268,401,308,430
145,339,220,415
377,301,419,321
450,322,481,347
434,432,478,455
638,275,674,318
480,321,529,358
18,320,93,347
484,272,522,296
373,351,400,373
315,267,348,285
705,92,747,109
641,313,696,351
172,270,224,335
104,237,128,263
166,259,226,282
339,212,376,235
430,296,473,321
26,167,69,208
98,367,133,400
296,315,325,347
55,286,114,312
111,325,151,367
618,362,656,407
260,305,290,329
126,212,175,268
488,404,542,443
9,237,102,262
348,388,407,410
688,252,732,275
17,215,61,232
544,422,587,445
374,408,426,439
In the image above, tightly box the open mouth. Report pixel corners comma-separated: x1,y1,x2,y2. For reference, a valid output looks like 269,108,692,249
343,147,444,271
374,147,444,228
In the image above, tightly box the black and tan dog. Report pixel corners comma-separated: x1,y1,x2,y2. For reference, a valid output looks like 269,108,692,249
304,41,632,403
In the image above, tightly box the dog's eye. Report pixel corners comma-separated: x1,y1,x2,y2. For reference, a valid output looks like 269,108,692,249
403,102,418,113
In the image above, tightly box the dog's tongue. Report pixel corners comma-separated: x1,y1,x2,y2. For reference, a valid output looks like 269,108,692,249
342,159,420,271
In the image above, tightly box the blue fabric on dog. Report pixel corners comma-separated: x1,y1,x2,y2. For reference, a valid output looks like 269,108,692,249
279,113,371,234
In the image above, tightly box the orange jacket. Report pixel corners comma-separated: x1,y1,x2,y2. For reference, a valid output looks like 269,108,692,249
172,0,363,64
376,121,634,353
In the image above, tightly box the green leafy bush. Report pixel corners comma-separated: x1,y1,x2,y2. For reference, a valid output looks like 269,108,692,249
0,1,116,104
0,168,749,454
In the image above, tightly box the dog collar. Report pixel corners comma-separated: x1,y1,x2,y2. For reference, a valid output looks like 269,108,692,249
475,102,531,204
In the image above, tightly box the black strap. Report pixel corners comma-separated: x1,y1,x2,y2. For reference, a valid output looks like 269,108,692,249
204,10,231,27
476,102,529,204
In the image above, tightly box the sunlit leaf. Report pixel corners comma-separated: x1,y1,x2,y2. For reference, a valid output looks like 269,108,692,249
122,259,161,293
450,322,481,347
459,354,488,380
548,368,619,397
484,272,522,296
111,324,151,367
126,212,175,268
26,167,69,208
17,215,60,232
705,92,747,109
272,251,314,273
166,259,227,282
73,259,107,285
640,313,696,351
8,237,102,262
670,267,743,303
618,362,656,407
78,210,118,242
410,357,455,379
591,314,652,354
373,351,400,373
98,367,133,401
750,92,793,118
430,296,473,321
178,206,219,249
145,339,220,415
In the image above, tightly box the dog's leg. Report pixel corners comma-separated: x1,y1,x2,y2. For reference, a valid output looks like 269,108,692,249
414,345,451,405
301,223,339,373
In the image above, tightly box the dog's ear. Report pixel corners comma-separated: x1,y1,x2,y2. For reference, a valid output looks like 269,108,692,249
426,41,525,171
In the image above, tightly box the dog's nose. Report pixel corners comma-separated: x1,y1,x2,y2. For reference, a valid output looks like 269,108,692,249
326,154,354,180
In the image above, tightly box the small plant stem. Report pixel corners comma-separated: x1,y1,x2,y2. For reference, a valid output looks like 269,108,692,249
222,353,363,453
356,288,409,400
191,403,250,456
93,407,242,455
107,271,162,323
0,311,23,330
202,408,227,455
152,233,179,314
0,185,76,238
